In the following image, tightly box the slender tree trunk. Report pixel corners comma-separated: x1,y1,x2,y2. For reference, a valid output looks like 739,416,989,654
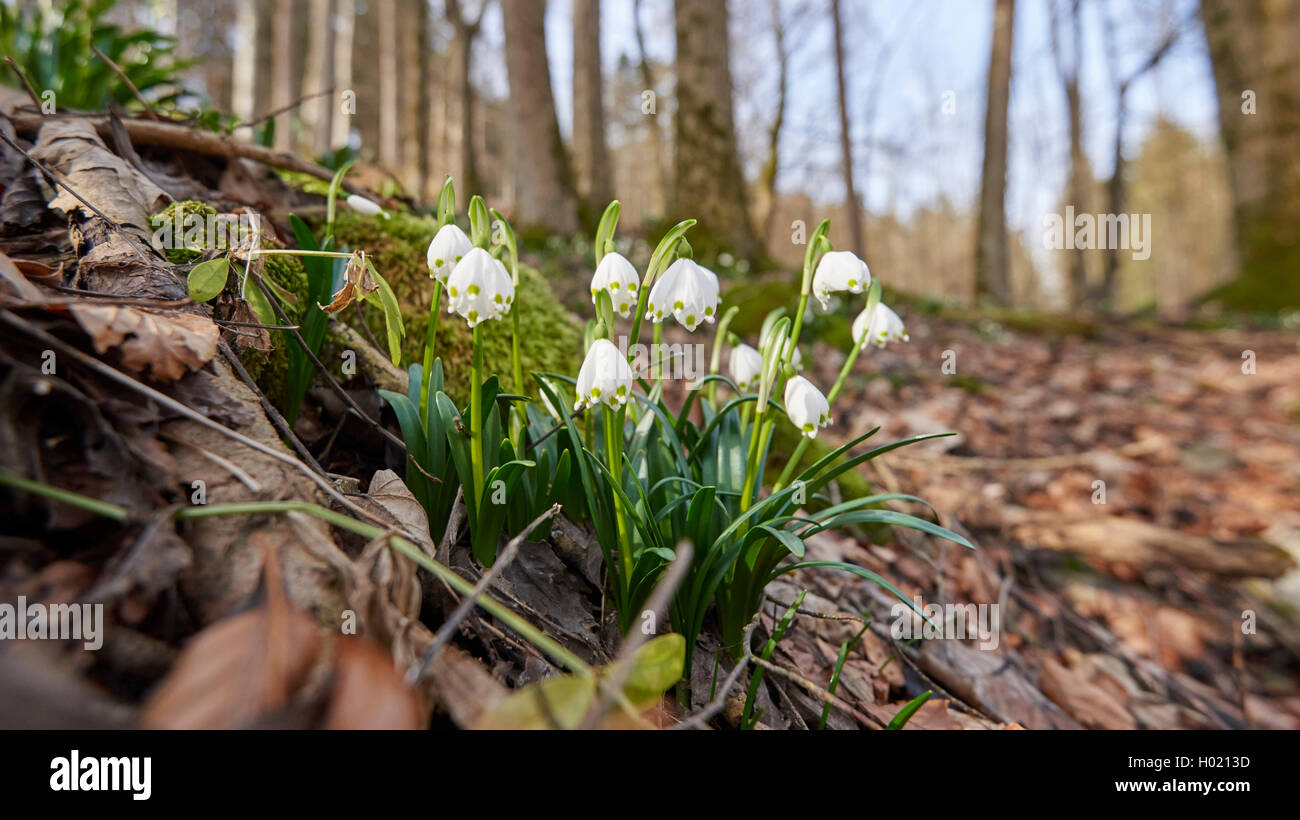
632,0,666,215
1053,0,1087,308
377,0,400,168
974,0,1016,304
573,0,612,219
755,0,787,251
1201,0,1300,310
270,0,294,152
330,0,354,150
447,0,485,206
831,0,863,256
673,0,758,257
502,0,579,233
302,0,333,157
417,0,434,200
231,0,258,126
399,0,424,195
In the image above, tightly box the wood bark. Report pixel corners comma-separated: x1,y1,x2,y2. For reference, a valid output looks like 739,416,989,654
672,0,758,257
572,0,612,215
1201,0,1300,310
974,0,1015,305
830,0,863,256
502,0,579,233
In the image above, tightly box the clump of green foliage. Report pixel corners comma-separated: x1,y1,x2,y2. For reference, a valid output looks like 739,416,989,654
0,0,191,110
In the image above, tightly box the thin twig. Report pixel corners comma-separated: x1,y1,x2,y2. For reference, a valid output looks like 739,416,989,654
579,541,694,730
673,618,759,730
248,271,406,453
3,57,42,107
218,341,327,476
91,45,160,120
407,504,562,685
236,87,335,130
749,654,887,728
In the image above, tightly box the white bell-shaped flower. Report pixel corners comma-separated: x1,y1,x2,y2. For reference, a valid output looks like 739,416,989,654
574,338,635,411
645,258,720,331
729,343,763,393
446,247,514,328
590,252,640,318
346,194,386,217
852,302,909,349
784,375,832,439
426,223,473,283
812,250,869,310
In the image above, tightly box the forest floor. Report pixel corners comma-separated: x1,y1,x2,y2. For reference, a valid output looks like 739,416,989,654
1,105,1297,729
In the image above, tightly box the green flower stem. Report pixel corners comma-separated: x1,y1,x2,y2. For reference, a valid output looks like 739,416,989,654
739,319,789,512
248,249,353,260
0,472,129,522
469,324,485,508
603,405,633,585
0,474,590,674
772,279,880,493
708,306,741,408
419,280,443,422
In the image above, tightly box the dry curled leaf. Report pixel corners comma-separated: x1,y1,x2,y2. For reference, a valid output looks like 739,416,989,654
69,304,219,381
319,250,375,314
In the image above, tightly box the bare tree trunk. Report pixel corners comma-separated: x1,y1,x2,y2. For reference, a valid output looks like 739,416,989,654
302,0,333,157
1099,5,1184,309
377,0,400,168
1052,0,1087,309
231,0,259,126
399,0,424,196
416,0,434,200
573,0,612,219
974,0,1015,304
632,0,666,215
755,0,788,251
330,0,354,150
1202,0,1300,310
502,0,579,233
673,0,758,257
830,0,863,256
447,0,486,206
270,0,294,152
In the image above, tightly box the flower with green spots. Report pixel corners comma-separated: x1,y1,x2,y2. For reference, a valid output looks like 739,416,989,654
445,247,514,328
574,338,635,411
811,250,869,310
426,223,473,282
644,257,720,332
589,251,640,318
852,301,909,349
784,375,832,439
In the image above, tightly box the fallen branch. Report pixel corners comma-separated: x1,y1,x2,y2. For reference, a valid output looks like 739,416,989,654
6,112,382,200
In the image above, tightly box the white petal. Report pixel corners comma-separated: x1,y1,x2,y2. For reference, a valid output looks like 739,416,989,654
812,251,869,310
575,339,635,410
427,224,473,282
346,194,385,216
729,343,763,393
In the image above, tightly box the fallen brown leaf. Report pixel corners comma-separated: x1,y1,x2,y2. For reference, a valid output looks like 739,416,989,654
70,304,219,382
